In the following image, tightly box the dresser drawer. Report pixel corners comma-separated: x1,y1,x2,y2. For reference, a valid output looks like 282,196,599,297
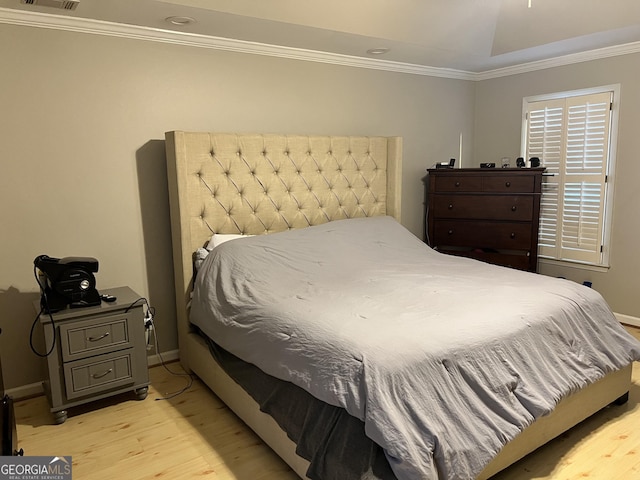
63,349,135,400
431,195,534,221
432,175,482,192
60,313,132,362
433,220,533,250
482,175,535,193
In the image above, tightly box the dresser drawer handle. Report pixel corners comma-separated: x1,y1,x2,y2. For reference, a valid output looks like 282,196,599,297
511,205,517,211
448,229,454,235
454,181,461,187
87,332,110,342
510,233,516,239
505,181,511,187
448,204,454,209
92,368,113,379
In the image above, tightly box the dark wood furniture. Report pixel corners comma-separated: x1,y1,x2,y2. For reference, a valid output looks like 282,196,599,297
425,168,544,272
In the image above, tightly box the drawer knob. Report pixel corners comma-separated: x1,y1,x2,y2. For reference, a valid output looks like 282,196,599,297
455,181,461,187
510,233,516,239
511,205,517,211
448,229,454,235
505,181,511,187
87,332,110,342
448,204,454,209
92,368,113,379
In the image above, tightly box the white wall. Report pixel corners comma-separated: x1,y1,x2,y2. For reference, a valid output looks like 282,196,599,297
0,23,475,390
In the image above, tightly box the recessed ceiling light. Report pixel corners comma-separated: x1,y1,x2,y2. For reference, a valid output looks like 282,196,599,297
165,16,196,26
366,48,390,56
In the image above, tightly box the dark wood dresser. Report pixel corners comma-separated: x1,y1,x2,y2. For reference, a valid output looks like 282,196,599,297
425,168,545,272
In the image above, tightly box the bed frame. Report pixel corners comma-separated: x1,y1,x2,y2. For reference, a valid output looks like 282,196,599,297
165,131,631,479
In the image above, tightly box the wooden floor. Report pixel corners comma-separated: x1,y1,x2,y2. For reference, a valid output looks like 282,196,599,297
14,327,640,479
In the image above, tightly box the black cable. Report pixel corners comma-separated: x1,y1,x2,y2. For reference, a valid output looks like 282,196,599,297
152,326,194,401
124,297,147,313
30,265,57,357
127,297,193,400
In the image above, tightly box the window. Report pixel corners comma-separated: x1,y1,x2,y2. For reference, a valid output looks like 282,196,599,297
522,85,619,268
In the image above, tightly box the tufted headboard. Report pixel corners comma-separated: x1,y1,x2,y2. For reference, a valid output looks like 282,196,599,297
165,131,402,358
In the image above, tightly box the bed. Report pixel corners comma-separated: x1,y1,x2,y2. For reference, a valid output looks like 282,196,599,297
165,131,638,479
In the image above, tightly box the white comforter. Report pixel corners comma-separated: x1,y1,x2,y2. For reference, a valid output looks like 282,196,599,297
191,216,640,480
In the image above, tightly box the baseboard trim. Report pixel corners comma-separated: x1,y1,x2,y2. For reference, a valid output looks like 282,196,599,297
616,312,640,328
6,382,43,400
147,349,180,367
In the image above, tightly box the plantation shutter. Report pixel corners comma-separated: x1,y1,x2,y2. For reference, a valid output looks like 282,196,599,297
526,99,564,258
525,91,612,265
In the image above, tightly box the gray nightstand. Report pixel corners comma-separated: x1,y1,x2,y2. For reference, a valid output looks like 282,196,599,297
37,286,150,424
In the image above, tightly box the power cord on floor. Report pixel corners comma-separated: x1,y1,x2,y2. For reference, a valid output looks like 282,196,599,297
126,297,193,400
143,303,193,401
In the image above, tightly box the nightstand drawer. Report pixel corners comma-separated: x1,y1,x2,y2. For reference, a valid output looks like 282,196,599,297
60,313,132,362
432,195,534,221
433,220,533,250
63,350,135,400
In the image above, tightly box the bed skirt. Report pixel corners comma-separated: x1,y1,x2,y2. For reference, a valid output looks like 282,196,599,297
205,337,396,480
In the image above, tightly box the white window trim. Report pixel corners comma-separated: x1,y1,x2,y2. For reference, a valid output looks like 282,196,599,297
539,257,609,273
521,84,620,270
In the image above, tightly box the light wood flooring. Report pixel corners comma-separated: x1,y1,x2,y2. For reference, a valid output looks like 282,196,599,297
14,326,640,479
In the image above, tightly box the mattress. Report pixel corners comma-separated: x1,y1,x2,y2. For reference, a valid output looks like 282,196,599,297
190,216,640,480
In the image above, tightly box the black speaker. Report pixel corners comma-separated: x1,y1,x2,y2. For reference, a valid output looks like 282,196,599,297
34,255,101,312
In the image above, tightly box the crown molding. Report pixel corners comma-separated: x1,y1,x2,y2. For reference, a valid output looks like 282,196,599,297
2,7,640,82
0,7,474,80
476,41,640,81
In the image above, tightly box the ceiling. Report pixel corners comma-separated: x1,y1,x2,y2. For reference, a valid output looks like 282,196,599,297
2,0,640,74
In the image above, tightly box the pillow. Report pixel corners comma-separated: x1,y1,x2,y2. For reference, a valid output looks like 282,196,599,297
195,233,255,271
194,247,210,271
207,233,254,250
